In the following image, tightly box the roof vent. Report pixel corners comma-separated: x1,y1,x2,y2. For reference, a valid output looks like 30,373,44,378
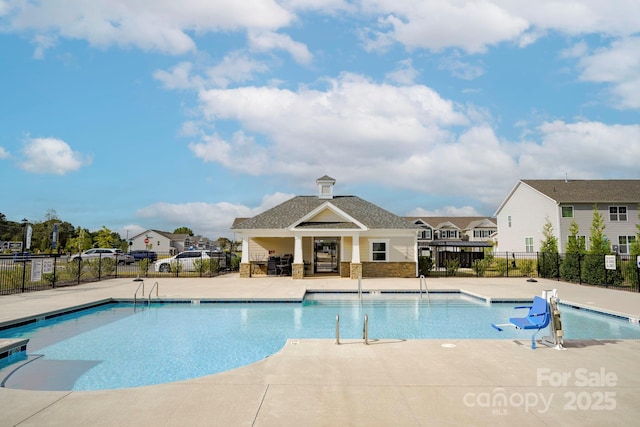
316,175,336,199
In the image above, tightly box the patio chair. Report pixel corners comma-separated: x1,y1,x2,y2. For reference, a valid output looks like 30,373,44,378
491,296,551,349
267,257,279,275
276,254,292,276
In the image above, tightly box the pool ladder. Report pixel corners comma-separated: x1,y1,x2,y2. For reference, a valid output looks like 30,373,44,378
419,275,430,304
134,281,159,306
335,313,370,345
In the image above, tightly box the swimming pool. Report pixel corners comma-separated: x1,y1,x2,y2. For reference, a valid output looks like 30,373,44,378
1,293,639,391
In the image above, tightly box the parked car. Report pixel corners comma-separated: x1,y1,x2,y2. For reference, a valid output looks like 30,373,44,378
129,250,158,262
69,248,135,265
154,250,225,272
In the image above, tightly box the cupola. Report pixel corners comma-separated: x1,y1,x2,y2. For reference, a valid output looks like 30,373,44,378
316,175,336,199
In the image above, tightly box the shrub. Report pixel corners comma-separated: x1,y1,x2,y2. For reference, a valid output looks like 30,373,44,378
494,258,508,277
518,259,536,277
560,253,581,283
444,258,459,276
418,256,434,276
472,259,487,277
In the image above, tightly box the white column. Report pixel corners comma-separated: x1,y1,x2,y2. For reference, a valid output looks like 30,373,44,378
351,233,360,263
241,237,249,263
294,235,303,264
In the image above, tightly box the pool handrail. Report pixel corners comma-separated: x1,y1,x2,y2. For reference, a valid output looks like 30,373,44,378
419,275,430,304
148,281,159,305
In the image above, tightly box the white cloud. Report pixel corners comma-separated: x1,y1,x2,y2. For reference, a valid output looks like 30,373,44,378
577,37,640,109
153,62,197,90
517,120,640,179
136,192,294,238
0,146,9,159
205,52,270,88
385,58,419,85
248,30,313,65
19,137,91,175
438,51,484,80
560,41,589,59
361,0,529,53
4,0,294,56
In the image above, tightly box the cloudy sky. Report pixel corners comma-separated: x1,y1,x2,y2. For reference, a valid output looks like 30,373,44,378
1,0,639,240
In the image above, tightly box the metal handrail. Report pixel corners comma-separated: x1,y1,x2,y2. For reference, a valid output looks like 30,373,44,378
133,280,145,305
148,281,159,305
363,314,369,345
335,314,340,345
419,275,430,304
358,277,362,301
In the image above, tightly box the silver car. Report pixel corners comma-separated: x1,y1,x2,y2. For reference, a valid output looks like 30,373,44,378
154,250,224,272
69,248,135,265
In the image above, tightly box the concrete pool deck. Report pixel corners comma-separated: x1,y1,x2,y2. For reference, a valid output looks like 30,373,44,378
1,275,639,426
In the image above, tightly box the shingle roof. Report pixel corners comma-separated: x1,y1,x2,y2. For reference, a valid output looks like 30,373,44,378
232,196,418,230
405,216,496,230
523,180,640,203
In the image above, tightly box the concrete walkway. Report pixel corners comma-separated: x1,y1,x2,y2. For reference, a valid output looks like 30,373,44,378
1,275,639,426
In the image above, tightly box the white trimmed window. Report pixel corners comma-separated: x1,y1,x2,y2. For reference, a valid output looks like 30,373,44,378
370,239,389,262
619,236,636,254
525,237,534,253
609,206,627,221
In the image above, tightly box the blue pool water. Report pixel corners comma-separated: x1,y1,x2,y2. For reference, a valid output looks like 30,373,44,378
1,293,639,391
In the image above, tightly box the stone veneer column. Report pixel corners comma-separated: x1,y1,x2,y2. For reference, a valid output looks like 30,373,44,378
350,263,362,279
291,263,304,279
239,263,251,278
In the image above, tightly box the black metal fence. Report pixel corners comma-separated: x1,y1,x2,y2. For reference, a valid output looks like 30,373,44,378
0,252,239,296
420,252,640,292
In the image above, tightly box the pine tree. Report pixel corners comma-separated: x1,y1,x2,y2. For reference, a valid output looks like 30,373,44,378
539,217,559,278
560,220,584,282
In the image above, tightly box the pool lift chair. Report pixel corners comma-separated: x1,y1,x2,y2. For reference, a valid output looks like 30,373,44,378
491,289,564,350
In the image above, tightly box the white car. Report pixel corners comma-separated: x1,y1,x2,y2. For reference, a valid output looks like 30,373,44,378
154,250,225,273
69,248,135,265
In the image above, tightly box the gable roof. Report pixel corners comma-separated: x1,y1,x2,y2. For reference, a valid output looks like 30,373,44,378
405,216,496,230
522,179,640,203
130,229,189,240
232,196,417,230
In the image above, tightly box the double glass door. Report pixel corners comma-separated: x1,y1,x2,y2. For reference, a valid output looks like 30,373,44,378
314,238,339,274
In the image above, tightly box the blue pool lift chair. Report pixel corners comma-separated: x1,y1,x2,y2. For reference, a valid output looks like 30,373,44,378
492,296,551,349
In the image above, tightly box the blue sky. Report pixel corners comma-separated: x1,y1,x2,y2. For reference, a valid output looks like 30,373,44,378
1,0,639,240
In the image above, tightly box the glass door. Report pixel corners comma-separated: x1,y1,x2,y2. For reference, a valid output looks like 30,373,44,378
314,238,339,274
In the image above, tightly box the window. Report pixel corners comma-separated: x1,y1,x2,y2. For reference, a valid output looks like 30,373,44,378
440,230,458,239
618,236,636,254
609,206,627,221
370,240,388,262
525,237,534,253
474,230,494,238
417,228,432,240
561,206,573,218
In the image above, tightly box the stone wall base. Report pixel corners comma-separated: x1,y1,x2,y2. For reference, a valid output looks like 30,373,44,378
239,263,251,278
350,263,362,279
292,263,304,279
340,262,351,278
362,262,416,278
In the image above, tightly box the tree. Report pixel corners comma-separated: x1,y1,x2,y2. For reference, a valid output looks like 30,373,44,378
174,227,194,236
582,205,620,285
95,226,116,248
560,220,584,282
539,217,559,278
631,205,640,256
217,237,231,251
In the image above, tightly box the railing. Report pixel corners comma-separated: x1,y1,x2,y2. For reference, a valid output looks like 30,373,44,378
148,281,159,305
419,275,430,303
133,279,145,305
0,251,237,295
335,314,340,345
363,314,369,345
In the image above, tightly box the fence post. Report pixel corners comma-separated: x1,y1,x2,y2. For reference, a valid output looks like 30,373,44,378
556,252,560,281
578,254,582,285
52,256,57,288
637,265,640,293
21,259,27,292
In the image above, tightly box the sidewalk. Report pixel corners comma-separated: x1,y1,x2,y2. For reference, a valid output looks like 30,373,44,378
1,275,639,426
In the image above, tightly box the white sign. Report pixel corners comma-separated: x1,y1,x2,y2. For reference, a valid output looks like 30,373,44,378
43,259,54,274
604,255,616,270
31,259,43,281
637,256,640,269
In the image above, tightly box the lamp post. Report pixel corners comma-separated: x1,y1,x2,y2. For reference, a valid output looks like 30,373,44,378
21,218,28,252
